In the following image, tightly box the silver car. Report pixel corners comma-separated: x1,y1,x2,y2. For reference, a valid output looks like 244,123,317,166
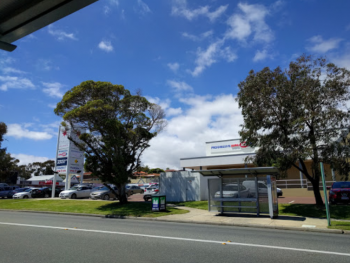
90,186,118,200
59,185,92,199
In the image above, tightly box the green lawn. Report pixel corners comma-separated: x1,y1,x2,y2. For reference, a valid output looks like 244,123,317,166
328,221,350,231
279,204,350,220
0,199,189,218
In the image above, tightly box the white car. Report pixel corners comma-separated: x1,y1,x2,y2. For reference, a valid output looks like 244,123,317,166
12,188,41,199
59,185,92,199
214,184,250,198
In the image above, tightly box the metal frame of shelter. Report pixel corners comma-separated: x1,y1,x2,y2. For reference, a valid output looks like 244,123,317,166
195,167,279,218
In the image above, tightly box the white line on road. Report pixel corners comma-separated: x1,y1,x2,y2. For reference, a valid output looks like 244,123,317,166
0,221,349,257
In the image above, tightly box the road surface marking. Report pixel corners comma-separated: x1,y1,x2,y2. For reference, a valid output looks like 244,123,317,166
0,221,349,257
302,225,316,228
289,200,295,204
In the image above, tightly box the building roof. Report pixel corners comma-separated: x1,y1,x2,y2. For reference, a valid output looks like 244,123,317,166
27,174,63,182
0,0,98,51
195,167,279,177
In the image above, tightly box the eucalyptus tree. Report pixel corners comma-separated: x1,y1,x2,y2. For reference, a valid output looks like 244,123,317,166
54,81,166,204
237,55,350,206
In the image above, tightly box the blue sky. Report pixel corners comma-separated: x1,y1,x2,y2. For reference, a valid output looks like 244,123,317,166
1,0,350,170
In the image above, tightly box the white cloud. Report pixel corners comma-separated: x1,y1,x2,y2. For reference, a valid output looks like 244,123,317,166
167,62,180,72
146,96,182,118
1,67,26,74
11,154,51,165
109,0,119,6
0,76,35,91
253,49,273,62
136,0,151,15
48,104,57,108
36,59,59,71
48,25,77,41
7,124,53,140
182,30,213,41
98,40,114,52
167,107,182,116
142,94,243,169
167,80,193,92
172,0,228,22
42,82,65,98
225,3,274,44
307,35,343,53
104,6,111,14
190,40,237,76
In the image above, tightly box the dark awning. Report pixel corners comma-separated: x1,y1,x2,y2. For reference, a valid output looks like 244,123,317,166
194,167,279,177
0,0,98,51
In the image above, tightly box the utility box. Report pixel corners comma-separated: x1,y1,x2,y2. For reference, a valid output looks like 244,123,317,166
152,195,166,212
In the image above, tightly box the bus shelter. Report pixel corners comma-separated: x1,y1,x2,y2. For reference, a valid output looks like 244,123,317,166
196,167,279,219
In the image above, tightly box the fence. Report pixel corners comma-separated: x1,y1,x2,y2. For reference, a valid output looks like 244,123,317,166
276,179,335,190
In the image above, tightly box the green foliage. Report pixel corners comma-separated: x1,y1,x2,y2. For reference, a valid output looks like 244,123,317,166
237,55,350,206
54,81,166,203
0,122,20,183
148,168,165,174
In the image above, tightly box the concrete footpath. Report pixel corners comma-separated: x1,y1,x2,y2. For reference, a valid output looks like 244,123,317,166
137,206,346,234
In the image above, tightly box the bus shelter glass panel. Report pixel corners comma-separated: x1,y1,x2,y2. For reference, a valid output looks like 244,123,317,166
208,177,270,214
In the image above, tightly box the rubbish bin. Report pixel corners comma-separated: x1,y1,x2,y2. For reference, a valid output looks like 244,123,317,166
152,195,166,212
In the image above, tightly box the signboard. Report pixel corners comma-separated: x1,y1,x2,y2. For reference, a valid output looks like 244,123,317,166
55,126,85,188
206,139,256,156
56,157,67,166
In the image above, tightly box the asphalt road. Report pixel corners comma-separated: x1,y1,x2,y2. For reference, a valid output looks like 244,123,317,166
0,211,349,263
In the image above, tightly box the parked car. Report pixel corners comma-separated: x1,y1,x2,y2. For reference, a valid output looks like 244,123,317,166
0,186,12,198
329,181,350,205
143,187,159,201
90,186,118,200
214,184,250,198
12,188,42,199
140,184,150,191
126,185,144,194
7,187,30,198
277,188,283,197
59,185,92,199
36,187,63,198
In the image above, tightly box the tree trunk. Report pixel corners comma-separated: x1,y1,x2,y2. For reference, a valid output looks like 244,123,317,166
311,178,324,206
117,183,128,205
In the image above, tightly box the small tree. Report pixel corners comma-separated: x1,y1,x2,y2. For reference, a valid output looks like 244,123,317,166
237,55,350,206
0,122,20,183
54,81,166,204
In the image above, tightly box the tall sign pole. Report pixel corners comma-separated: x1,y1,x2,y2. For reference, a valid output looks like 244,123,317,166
320,162,331,226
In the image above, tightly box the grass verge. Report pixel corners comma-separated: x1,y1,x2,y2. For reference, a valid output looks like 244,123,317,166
279,204,350,220
328,221,350,231
0,199,189,218
172,201,350,220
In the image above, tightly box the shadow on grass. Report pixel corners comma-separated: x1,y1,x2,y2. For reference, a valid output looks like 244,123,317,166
96,202,177,217
280,204,350,220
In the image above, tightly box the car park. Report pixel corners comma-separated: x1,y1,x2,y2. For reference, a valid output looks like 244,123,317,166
214,184,250,198
90,186,118,200
329,181,350,205
0,186,12,198
126,185,144,194
12,188,42,199
7,188,30,198
59,185,92,199
37,187,63,198
143,187,159,201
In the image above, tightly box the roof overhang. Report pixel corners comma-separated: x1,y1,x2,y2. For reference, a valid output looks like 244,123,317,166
194,167,279,177
0,0,98,51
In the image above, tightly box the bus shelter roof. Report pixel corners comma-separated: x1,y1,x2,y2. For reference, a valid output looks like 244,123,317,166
194,167,279,177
